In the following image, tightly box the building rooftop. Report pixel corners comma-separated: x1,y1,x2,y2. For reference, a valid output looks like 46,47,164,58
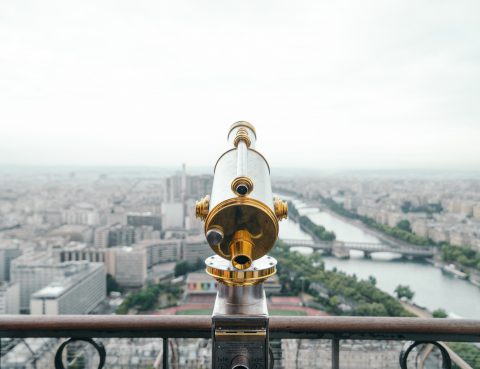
56,241,88,251
186,272,212,284
110,245,146,254
33,285,65,298
49,224,90,235
127,211,154,216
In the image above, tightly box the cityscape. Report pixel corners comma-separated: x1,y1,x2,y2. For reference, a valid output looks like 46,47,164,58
1,165,479,368
1,0,480,366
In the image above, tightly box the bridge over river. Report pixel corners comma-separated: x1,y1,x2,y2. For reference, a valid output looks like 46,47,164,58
281,238,436,258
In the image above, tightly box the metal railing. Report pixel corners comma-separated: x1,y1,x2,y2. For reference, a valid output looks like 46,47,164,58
1,316,479,369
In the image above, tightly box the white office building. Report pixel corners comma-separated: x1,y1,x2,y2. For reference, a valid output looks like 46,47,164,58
133,239,181,268
182,235,211,264
161,202,184,229
109,246,147,288
30,262,105,315
53,242,107,264
11,253,103,313
94,225,111,248
62,202,100,226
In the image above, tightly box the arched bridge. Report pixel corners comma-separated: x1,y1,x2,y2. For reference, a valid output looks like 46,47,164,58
280,238,435,258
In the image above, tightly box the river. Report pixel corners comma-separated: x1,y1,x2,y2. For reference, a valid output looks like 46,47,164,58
278,197,480,319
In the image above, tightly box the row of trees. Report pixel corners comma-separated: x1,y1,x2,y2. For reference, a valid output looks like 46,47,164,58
116,282,181,314
321,196,480,271
441,244,480,270
372,220,433,246
321,197,433,246
272,241,413,317
298,215,336,241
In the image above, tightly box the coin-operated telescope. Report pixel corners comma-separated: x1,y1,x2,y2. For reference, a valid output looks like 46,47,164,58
195,121,288,369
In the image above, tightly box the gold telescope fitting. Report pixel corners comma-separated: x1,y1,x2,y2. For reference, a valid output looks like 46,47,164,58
231,176,254,196
205,255,277,286
274,197,288,221
228,121,257,139
230,230,254,270
233,127,251,147
195,195,210,220
204,197,279,261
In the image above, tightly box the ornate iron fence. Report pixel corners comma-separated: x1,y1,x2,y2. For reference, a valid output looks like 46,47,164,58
1,316,479,369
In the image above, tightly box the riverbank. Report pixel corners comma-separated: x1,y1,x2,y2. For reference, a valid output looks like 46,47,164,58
328,206,480,288
317,205,413,248
318,196,480,273
279,195,480,319
303,198,480,288
273,241,413,317
298,214,336,242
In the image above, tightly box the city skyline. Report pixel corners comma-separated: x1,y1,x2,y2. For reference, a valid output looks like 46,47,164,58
1,1,480,367
1,1,480,170
1,168,480,319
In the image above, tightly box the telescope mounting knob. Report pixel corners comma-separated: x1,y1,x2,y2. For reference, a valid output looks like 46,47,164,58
195,195,210,220
206,227,224,247
274,198,288,221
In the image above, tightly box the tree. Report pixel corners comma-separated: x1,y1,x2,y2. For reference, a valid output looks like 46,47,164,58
329,295,341,307
396,219,412,233
432,308,448,318
401,201,412,213
298,215,336,241
174,259,204,277
174,261,190,277
394,284,414,300
272,239,413,317
106,274,123,294
368,275,377,286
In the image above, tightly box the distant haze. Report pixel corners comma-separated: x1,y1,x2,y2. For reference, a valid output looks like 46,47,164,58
1,1,479,170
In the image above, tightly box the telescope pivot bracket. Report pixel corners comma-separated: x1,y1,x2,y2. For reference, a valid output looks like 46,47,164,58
212,284,270,369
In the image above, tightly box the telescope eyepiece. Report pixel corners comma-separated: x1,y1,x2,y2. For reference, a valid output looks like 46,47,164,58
231,176,254,197
230,230,253,270
236,184,248,195
233,255,249,265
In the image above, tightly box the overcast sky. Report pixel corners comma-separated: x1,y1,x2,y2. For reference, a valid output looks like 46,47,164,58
1,0,479,171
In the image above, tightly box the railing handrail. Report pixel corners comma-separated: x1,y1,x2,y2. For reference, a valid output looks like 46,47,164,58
1,315,479,342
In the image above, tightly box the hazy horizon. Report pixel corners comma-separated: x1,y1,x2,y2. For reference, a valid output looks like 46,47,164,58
1,163,480,180
1,0,479,170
